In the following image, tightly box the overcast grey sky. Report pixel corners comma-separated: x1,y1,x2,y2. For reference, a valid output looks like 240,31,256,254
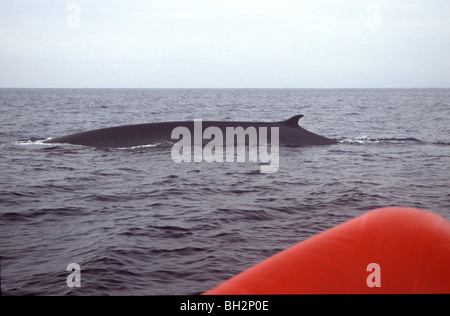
0,0,449,88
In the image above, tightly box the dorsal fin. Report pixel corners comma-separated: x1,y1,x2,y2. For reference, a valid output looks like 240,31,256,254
283,114,304,127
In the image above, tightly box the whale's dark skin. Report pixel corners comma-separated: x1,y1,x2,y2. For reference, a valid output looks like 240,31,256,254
44,115,337,148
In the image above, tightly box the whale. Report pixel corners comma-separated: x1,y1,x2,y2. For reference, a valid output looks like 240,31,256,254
44,115,337,148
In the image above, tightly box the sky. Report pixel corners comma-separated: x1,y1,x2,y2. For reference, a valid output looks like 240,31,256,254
0,0,449,88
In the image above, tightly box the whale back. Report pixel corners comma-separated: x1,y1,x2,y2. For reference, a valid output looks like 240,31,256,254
44,115,336,147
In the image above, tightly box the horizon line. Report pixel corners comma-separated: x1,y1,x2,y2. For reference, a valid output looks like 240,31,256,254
1,86,449,90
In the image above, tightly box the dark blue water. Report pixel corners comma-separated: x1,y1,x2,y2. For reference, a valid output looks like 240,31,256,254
1,88,449,295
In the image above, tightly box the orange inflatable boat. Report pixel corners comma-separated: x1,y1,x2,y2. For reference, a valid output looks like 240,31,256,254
204,207,450,294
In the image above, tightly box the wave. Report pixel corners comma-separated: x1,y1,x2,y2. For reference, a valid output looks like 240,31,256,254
338,136,423,144
14,137,167,149
116,144,160,149
15,137,54,146
432,141,450,146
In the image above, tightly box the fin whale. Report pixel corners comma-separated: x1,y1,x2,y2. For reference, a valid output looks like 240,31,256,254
44,115,337,148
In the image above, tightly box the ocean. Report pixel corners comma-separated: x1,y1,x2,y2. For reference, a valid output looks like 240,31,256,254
0,88,449,295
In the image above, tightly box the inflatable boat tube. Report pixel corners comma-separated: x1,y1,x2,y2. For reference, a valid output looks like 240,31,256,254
204,207,450,294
